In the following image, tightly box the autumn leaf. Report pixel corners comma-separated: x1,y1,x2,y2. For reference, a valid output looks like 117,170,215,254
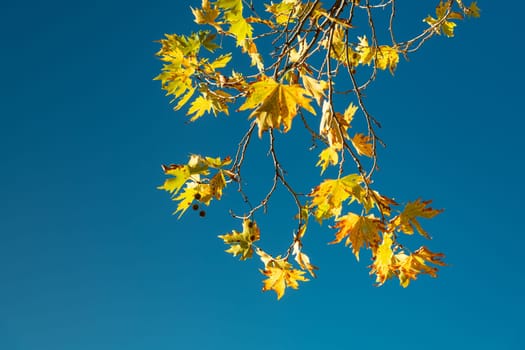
216,0,253,46
389,199,443,238
320,101,358,150
208,54,232,70
265,1,299,25
240,39,264,72
467,2,481,18
300,73,328,106
356,36,400,74
423,2,463,38
218,219,260,260
158,164,191,195
331,213,384,260
172,183,202,218
292,241,318,277
186,90,230,121
205,155,232,168
351,133,374,157
394,247,446,287
257,249,309,300
370,232,395,285
191,0,221,29
316,147,339,174
309,174,364,222
239,77,315,137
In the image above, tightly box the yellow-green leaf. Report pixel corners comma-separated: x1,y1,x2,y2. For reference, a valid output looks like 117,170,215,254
316,147,339,174
239,77,315,137
218,219,260,260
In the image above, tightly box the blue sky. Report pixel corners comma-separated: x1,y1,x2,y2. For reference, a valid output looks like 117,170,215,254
1,1,523,349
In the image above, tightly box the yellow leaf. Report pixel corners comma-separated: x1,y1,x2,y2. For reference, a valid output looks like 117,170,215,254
172,183,200,218
322,26,360,66
191,0,220,27
316,147,339,174
394,247,446,287
319,101,357,150
300,73,328,106
218,219,260,260
187,91,230,121
351,133,374,157
239,77,315,137
423,2,461,38
240,39,264,71
309,174,364,222
158,164,191,195
292,241,318,278
331,213,384,260
187,95,214,120
209,170,226,199
467,2,481,18
370,232,395,286
258,259,309,300
205,155,232,168
216,0,253,46
356,36,399,74
389,199,443,238
209,53,232,70
265,1,299,25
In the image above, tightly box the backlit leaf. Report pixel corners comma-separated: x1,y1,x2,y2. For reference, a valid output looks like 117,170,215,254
218,219,260,260
389,199,443,238
331,213,384,260
370,232,395,285
239,77,315,137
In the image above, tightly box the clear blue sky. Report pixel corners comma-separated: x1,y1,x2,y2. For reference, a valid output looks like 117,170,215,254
1,1,523,349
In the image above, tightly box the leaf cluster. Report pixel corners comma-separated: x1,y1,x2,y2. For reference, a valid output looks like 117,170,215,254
157,0,479,299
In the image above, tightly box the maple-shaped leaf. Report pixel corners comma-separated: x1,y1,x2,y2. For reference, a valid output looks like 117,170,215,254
322,26,360,66
351,133,374,157
218,219,260,260
216,0,253,46
191,0,221,29
187,91,230,121
331,212,384,260
158,164,191,195
394,247,446,287
261,266,308,300
356,36,400,74
187,95,214,120
320,101,358,150
370,232,395,286
205,155,232,168
300,73,328,106
316,147,339,175
369,190,398,217
423,2,463,38
309,174,364,222
257,250,309,300
389,199,443,238
265,1,299,25
466,2,480,18
239,77,315,137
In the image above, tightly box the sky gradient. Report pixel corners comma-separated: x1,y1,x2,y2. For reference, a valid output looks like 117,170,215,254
1,1,523,349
